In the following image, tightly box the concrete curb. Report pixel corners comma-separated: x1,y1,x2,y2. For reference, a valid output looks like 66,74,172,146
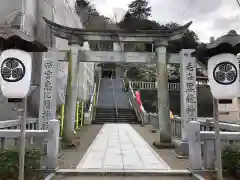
44,173,55,180
193,173,207,180
55,169,193,176
172,150,189,159
43,169,207,180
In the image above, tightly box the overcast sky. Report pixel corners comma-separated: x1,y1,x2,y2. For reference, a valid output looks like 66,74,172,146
90,0,240,43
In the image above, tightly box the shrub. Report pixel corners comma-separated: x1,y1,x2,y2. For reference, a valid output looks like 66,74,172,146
222,145,240,176
125,82,129,91
0,148,43,180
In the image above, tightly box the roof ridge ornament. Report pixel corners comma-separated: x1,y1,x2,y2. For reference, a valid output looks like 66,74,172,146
192,29,240,58
227,30,238,36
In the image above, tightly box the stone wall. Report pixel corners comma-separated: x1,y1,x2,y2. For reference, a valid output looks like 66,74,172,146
140,85,213,117
0,0,95,120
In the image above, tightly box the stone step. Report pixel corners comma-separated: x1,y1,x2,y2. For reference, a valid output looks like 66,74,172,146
51,175,198,180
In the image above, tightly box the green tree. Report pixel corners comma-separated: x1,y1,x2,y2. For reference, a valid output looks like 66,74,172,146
119,20,200,81
75,0,115,51
164,22,199,53
76,0,99,15
127,0,151,19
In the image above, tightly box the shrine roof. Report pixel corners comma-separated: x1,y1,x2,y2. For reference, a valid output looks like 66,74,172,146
192,30,240,58
0,27,47,52
43,17,192,42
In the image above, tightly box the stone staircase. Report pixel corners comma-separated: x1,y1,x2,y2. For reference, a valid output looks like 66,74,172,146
92,107,138,124
93,78,138,124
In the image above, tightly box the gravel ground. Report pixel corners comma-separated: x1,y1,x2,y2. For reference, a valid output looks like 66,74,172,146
131,124,189,169
58,125,103,169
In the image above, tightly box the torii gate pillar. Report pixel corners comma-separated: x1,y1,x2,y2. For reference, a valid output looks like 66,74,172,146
63,37,83,143
154,40,172,144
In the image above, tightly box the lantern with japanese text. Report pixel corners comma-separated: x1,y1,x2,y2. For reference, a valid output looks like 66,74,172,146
0,49,32,98
208,53,239,99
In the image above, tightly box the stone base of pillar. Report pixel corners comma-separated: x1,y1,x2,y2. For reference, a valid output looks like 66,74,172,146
153,141,174,149
172,138,189,159
151,128,157,133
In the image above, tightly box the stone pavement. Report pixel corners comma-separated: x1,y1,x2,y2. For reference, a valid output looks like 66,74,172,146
53,124,204,180
58,124,189,170
76,124,170,170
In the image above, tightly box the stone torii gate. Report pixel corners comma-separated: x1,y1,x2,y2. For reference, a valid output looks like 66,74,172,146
43,17,192,145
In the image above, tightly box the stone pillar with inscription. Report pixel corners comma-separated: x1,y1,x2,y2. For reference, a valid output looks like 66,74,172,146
113,42,123,52
154,40,172,146
38,52,58,130
113,42,123,78
63,36,83,144
180,49,197,141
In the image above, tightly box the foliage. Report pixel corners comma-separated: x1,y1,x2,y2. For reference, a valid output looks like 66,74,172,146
222,145,240,176
163,22,199,53
127,0,152,19
75,0,201,81
75,0,113,51
124,80,129,92
117,1,200,81
0,148,43,180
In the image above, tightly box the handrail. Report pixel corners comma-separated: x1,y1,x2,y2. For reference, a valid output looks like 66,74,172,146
88,83,96,113
111,78,118,118
96,76,101,104
128,83,146,124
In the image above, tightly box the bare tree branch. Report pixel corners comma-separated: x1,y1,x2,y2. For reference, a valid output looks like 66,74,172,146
237,0,240,7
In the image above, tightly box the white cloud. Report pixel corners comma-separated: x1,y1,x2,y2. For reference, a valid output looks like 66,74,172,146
91,0,240,43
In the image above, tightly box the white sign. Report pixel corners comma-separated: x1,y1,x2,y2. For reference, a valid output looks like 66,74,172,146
0,49,32,98
180,49,197,141
38,53,57,130
56,61,68,105
208,53,239,99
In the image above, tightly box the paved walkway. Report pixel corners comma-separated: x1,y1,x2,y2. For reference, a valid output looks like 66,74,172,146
76,124,170,171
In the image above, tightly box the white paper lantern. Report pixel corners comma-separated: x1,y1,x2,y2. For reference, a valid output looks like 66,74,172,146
208,53,239,99
0,49,32,98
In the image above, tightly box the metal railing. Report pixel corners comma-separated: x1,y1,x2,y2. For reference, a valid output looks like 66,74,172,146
129,81,209,91
96,76,101,104
111,78,118,119
0,119,59,169
128,83,148,125
84,83,97,125
188,120,240,171
129,81,181,91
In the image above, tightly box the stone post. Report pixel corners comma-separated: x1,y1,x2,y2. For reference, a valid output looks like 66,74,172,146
63,36,83,144
47,119,60,169
180,49,197,141
113,42,123,79
154,40,172,145
113,42,123,52
187,121,201,170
